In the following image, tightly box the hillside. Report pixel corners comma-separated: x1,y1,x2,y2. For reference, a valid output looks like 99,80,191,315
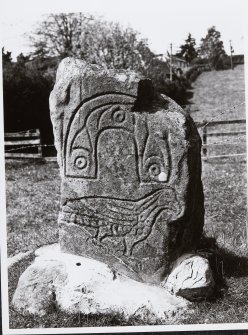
189,64,246,123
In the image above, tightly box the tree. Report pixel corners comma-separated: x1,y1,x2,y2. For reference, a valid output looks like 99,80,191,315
2,48,12,65
177,33,198,63
28,13,151,72
16,52,30,64
28,13,91,58
199,26,226,70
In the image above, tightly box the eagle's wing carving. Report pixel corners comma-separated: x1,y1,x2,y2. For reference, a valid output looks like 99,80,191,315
61,187,181,256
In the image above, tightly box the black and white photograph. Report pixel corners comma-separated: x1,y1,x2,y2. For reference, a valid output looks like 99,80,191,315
0,0,247,333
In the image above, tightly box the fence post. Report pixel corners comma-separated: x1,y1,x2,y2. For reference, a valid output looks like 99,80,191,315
202,124,207,160
36,129,43,158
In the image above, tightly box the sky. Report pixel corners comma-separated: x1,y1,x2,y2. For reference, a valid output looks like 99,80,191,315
0,0,246,60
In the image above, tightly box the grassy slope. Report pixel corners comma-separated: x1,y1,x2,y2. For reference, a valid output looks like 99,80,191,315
5,65,248,327
190,65,246,123
180,64,248,325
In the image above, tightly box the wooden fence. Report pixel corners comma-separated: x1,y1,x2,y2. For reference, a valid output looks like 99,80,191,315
4,120,247,160
5,129,42,159
196,119,246,160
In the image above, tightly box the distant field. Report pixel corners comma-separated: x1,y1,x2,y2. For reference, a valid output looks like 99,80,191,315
5,64,248,327
189,64,246,123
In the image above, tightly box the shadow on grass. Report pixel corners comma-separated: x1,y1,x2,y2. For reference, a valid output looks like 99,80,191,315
197,236,248,290
216,247,248,277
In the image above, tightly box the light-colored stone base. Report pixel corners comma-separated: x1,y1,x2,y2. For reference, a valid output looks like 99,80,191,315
12,244,189,322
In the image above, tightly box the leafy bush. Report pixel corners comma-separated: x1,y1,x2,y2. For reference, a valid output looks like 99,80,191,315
185,65,203,82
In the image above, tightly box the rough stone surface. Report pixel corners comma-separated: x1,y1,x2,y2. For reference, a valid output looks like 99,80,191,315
12,246,189,321
163,254,215,300
49,57,204,284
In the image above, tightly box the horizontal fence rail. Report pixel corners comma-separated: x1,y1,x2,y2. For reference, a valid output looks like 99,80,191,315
195,119,246,127
4,120,247,161
4,129,42,159
196,119,246,160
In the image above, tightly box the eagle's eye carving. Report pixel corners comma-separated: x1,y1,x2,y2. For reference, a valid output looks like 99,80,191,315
75,156,88,170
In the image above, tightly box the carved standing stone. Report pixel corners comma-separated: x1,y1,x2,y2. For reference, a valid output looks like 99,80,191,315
50,58,204,284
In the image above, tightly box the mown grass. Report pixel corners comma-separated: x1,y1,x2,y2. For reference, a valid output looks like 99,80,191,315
179,156,248,325
179,64,248,325
189,64,246,123
202,157,247,255
5,159,60,257
5,64,248,328
189,65,247,257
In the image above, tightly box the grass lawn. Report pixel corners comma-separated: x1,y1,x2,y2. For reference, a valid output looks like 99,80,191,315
6,159,60,257
5,64,248,328
189,64,246,123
